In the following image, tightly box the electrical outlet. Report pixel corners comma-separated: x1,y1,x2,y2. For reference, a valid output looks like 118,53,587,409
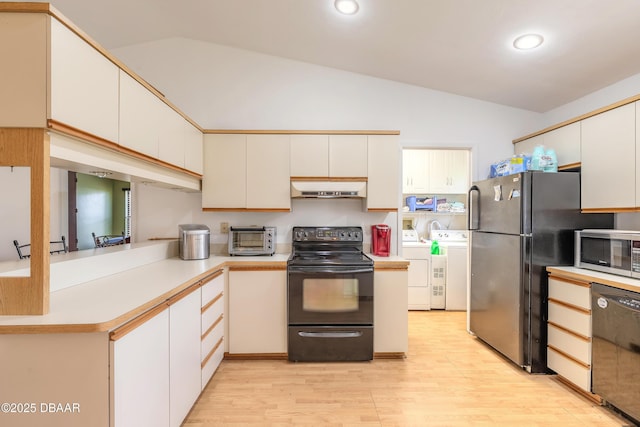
220,222,229,233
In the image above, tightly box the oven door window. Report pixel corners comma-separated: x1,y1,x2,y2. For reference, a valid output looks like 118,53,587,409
303,278,358,312
232,232,264,249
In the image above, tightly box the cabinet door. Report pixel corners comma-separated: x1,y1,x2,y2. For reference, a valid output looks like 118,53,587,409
228,270,287,353
445,246,468,310
169,289,202,427
119,70,162,158
246,135,291,210
367,135,399,210
544,122,580,167
374,270,408,353
637,101,640,206
158,101,186,168
111,309,170,427
402,149,429,193
290,134,329,177
514,134,544,158
50,18,119,142
581,103,636,210
329,135,368,177
202,134,247,208
429,150,469,194
184,120,203,175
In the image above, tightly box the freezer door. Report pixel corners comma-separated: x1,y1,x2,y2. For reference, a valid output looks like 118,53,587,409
470,231,526,366
469,173,527,235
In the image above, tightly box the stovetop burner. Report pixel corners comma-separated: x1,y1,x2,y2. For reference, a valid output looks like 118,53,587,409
288,226,373,267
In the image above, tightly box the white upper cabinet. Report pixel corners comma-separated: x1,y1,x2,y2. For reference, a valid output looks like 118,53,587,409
544,123,581,167
636,101,640,207
402,149,430,194
290,134,329,177
329,135,368,177
184,120,203,175
202,134,290,210
514,122,581,168
158,100,186,168
367,135,399,210
202,134,247,209
246,135,291,210
581,103,636,210
50,19,120,142
429,150,469,194
119,70,162,158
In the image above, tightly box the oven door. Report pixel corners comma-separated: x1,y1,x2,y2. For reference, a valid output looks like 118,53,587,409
287,265,373,325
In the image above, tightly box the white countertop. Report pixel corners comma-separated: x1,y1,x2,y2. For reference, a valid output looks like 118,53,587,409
0,243,406,332
547,265,640,293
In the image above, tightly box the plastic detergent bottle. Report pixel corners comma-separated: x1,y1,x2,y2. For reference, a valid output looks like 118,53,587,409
430,240,440,255
543,148,558,172
530,145,545,171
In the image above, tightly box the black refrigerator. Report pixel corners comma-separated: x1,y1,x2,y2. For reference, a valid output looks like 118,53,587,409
468,171,612,373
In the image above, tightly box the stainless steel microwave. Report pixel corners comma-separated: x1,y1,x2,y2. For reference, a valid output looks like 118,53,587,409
575,229,640,278
228,226,276,256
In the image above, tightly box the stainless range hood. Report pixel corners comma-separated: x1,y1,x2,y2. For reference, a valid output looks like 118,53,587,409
291,180,367,198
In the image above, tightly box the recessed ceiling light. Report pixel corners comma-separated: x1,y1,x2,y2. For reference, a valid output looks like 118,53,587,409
513,34,544,50
335,0,359,15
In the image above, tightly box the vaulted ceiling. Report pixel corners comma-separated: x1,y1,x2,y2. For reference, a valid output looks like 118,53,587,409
26,0,640,112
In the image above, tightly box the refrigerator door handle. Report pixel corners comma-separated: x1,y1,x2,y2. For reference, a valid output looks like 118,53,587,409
468,185,480,230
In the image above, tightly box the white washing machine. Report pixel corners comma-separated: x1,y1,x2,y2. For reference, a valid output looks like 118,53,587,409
430,230,469,311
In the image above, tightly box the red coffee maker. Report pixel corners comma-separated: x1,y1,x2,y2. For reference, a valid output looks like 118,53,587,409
371,224,391,257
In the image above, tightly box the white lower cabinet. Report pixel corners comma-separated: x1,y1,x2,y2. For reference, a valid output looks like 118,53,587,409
169,289,202,427
546,274,593,394
228,269,287,354
201,271,225,389
111,284,206,427
111,308,170,427
374,269,409,354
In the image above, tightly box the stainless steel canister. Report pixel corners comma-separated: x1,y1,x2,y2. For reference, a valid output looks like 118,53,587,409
179,224,210,260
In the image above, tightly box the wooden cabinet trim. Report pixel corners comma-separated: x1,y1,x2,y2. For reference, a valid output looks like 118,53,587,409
48,120,203,179
201,293,223,314
167,281,201,306
227,263,287,271
204,129,400,135
548,345,590,369
201,337,224,368
512,92,640,143
548,321,590,342
374,262,409,271
549,274,590,288
548,298,591,315
202,315,223,341
200,269,224,285
109,303,169,341
290,176,367,182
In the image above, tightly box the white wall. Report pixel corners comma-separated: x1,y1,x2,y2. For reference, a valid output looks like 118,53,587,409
108,37,547,250
111,37,543,182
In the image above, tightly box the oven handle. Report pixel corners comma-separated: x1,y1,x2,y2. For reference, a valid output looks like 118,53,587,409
298,331,363,338
288,267,373,275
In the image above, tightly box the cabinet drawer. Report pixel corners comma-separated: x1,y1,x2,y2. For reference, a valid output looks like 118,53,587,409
202,316,224,362
549,277,590,310
201,339,224,390
202,295,224,332
548,346,591,393
548,323,591,365
202,272,224,307
548,301,591,337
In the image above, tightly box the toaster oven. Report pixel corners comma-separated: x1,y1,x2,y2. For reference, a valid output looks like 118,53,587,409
228,226,276,256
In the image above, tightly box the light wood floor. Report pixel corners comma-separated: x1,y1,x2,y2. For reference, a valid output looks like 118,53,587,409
184,311,632,426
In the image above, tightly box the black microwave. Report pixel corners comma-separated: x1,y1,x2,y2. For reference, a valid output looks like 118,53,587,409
575,230,640,278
